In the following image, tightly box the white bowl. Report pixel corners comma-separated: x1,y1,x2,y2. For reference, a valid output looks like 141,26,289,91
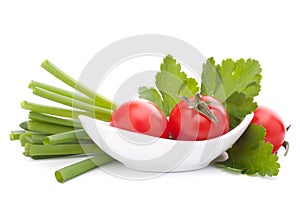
79,113,253,172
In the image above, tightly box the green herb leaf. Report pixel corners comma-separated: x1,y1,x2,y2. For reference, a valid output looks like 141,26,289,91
201,57,262,128
200,57,221,97
225,92,258,128
218,124,280,176
138,86,165,114
215,58,262,101
139,55,199,116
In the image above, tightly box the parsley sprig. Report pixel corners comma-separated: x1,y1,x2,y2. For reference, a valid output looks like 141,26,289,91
139,55,198,116
217,124,280,176
201,57,262,129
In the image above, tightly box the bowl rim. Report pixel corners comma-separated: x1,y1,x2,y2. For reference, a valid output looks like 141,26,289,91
79,112,254,144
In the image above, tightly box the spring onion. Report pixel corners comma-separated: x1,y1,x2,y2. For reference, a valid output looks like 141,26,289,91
55,154,114,183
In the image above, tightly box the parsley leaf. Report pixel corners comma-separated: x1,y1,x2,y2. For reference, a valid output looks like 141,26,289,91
200,57,221,97
225,92,258,128
218,124,280,176
201,57,262,128
138,86,165,113
139,55,199,116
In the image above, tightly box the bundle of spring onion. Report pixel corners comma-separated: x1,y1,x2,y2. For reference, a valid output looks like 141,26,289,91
10,60,117,183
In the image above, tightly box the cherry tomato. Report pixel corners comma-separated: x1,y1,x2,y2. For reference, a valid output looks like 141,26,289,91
250,106,286,153
110,99,169,138
169,95,229,141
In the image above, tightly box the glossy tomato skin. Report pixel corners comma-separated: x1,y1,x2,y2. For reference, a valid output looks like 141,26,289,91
250,106,285,153
169,96,229,141
110,99,169,138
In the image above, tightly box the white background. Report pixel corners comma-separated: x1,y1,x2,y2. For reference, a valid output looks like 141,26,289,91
1,0,299,210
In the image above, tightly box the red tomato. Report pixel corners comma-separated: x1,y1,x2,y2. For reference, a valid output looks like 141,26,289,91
250,106,286,153
169,96,229,141
110,99,169,138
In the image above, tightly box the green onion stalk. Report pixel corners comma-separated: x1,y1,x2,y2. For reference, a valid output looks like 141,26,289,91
10,60,118,182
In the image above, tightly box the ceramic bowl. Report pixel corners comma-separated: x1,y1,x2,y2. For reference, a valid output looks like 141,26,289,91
79,113,253,172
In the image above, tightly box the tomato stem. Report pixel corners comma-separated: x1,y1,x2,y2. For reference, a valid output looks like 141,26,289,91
179,93,218,124
282,141,289,156
283,125,291,156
